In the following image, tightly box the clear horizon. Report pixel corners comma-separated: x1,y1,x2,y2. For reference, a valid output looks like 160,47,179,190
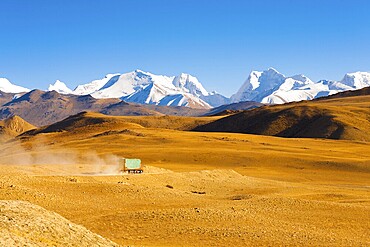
1,0,370,96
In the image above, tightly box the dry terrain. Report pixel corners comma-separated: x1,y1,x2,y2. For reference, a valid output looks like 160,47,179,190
0,115,35,142
0,200,118,246
195,91,370,141
0,110,369,246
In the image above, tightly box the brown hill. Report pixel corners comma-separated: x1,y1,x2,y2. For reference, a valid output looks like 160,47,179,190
3,115,36,133
0,115,35,141
194,91,370,141
23,111,221,136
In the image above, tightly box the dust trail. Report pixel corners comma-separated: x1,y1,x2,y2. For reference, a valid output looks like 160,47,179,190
0,138,123,175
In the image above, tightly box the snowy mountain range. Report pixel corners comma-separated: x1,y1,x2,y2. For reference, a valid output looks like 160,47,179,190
47,70,228,109
1,68,370,109
231,68,370,104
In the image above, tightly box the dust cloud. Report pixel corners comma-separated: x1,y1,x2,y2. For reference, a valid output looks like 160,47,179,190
0,138,122,175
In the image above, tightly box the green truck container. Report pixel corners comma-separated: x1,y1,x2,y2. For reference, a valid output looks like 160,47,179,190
120,158,143,173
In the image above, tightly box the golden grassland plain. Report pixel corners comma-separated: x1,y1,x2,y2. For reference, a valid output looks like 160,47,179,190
0,112,369,246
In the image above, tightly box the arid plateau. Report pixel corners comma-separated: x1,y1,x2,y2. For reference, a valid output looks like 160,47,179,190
0,90,369,246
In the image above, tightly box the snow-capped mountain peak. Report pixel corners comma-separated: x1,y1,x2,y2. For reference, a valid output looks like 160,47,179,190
340,71,370,88
247,67,285,90
73,73,120,95
91,70,175,99
172,73,209,97
266,67,280,73
123,80,211,109
232,68,334,104
231,68,285,103
134,69,147,74
0,78,30,93
48,80,73,94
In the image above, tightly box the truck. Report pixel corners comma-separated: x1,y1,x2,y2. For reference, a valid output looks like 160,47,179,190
119,158,143,174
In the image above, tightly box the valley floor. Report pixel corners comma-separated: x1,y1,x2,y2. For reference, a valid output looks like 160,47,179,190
0,125,369,246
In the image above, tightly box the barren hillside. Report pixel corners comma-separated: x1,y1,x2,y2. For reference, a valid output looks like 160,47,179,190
0,116,35,142
195,90,370,141
0,200,118,246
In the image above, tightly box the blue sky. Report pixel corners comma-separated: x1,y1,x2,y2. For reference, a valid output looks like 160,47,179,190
1,0,370,96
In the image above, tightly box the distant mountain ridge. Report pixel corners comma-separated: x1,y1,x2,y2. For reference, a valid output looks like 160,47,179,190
0,89,253,126
2,68,370,108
